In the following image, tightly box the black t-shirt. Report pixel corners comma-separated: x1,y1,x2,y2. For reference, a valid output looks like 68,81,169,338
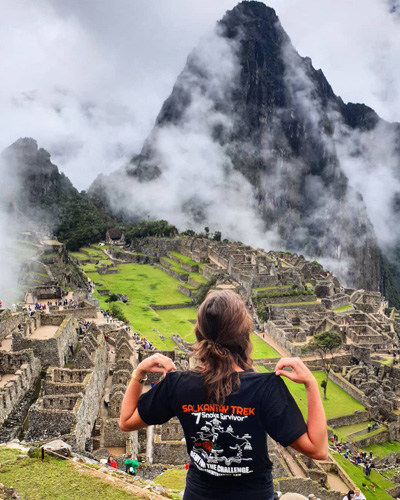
137,370,306,494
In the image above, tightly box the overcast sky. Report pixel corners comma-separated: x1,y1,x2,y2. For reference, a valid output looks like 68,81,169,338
1,0,399,190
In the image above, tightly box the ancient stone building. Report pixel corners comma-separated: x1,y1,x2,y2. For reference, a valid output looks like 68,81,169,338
12,313,79,368
25,324,107,450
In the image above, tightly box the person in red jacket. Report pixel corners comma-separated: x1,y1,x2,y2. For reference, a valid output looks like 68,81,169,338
107,455,117,469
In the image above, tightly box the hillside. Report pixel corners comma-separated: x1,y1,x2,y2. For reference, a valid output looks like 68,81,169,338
90,0,400,306
1,138,117,250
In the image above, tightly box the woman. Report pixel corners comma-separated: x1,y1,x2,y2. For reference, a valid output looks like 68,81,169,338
107,455,117,469
120,290,327,499
342,491,354,500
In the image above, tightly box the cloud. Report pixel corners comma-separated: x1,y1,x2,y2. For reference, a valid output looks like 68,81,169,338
0,0,399,191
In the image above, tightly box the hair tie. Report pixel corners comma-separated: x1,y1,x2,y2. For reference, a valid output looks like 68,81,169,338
210,341,229,358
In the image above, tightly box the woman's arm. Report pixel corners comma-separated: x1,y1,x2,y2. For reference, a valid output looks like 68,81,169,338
119,353,176,432
274,357,328,460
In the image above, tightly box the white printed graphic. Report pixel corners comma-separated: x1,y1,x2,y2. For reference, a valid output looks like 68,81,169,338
190,415,253,476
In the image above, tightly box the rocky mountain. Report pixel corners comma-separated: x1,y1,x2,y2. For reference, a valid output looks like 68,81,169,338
1,138,115,250
90,1,400,304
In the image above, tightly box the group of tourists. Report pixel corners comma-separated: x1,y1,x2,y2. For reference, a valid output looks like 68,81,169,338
106,454,139,476
102,311,113,323
132,334,154,350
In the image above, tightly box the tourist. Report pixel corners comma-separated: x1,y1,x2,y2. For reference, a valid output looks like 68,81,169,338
342,490,354,500
352,488,366,500
107,455,117,469
124,454,139,475
119,290,327,500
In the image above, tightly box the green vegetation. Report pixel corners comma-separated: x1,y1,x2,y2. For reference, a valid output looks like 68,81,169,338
251,369,365,419
169,251,199,267
333,304,353,312
353,426,388,442
253,285,291,292
335,421,372,437
125,220,178,242
302,331,342,400
161,256,208,284
251,335,280,358
89,263,193,349
253,289,315,300
154,469,187,492
155,308,198,343
283,371,365,419
333,451,395,500
0,448,141,500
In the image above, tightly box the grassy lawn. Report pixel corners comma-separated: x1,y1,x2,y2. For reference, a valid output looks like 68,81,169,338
88,263,193,349
0,448,141,500
378,357,394,366
156,307,197,343
333,451,395,500
253,285,291,292
282,372,365,419
169,251,199,267
362,440,400,459
334,304,353,312
335,421,372,437
69,252,93,261
249,369,365,419
353,426,387,442
251,335,280,358
161,256,207,284
154,469,187,492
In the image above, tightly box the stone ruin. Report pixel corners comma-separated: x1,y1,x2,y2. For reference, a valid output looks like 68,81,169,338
0,350,41,441
12,313,79,368
25,323,107,450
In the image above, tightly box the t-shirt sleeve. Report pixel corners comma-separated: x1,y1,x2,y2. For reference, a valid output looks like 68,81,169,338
260,374,307,447
137,372,177,425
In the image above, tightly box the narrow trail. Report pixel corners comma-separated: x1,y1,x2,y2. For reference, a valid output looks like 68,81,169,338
280,448,306,478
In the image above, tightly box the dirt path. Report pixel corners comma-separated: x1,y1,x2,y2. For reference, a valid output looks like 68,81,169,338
326,471,348,493
280,448,306,478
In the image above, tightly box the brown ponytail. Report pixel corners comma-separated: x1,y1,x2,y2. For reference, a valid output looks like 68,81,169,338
192,290,253,404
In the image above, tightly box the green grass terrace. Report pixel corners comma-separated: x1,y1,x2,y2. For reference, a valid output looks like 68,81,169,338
255,368,365,420
0,448,142,500
333,451,396,500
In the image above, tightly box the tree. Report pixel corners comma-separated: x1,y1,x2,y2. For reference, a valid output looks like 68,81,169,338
302,331,342,400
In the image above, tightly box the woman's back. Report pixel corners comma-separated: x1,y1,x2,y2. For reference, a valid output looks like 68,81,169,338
137,369,306,496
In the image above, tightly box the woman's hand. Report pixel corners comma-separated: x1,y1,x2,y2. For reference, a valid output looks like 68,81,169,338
136,353,176,379
274,357,316,388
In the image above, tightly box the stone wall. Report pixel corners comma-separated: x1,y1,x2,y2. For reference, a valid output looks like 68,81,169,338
177,284,194,297
154,263,188,282
0,349,41,426
322,293,350,310
0,310,26,342
103,419,127,447
353,429,391,448
48,307,98,320
152,434,188,465
327,411,369,428
149,303,192,311
275,477,341,500
12,315,79,367
328,371,368,407
26,328,107,450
